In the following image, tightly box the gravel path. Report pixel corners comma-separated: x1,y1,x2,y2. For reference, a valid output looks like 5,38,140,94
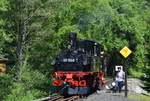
78,93,138,101
76,78,146,101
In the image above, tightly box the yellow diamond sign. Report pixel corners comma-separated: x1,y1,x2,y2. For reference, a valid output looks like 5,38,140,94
120,46,132,58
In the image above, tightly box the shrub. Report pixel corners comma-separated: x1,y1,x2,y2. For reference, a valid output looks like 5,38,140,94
4,66,51,101
0,74,13,100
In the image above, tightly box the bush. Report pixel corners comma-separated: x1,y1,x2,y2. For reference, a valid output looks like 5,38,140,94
129,68,144,78
0,74,13,100
5,83,47,101
4,66,51,101
143,67,150,91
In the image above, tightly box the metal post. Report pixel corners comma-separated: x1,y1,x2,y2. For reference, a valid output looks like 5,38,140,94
124,59,127,97
93,57,96,70
100,51,104,72
119,46,132,97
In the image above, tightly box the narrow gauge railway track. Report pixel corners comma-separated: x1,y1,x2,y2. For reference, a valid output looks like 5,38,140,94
61,96,80,101
33,79,112,101
33,95,80,101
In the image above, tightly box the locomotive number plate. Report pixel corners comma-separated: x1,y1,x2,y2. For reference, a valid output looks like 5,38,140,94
63,58,75,62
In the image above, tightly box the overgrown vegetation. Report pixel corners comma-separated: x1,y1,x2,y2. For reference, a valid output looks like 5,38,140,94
129,93,150,101
0,0,150,100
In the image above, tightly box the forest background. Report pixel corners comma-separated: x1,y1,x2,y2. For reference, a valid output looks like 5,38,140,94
0,0,150,101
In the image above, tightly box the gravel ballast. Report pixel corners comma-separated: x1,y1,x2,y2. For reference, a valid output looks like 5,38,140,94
81,93,138,101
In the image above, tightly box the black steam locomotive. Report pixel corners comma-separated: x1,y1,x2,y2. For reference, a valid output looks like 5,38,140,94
51,33,104,95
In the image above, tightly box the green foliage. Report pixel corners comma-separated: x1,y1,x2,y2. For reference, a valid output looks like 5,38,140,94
0,0,9,11
129,68,144,78
0,75,13,100
129,93,150,101
5,83,34,101
0,0,12,57
52,0,149,71
5,83,48,101
5,66,50,101
0,0,150,100
143,66,150,90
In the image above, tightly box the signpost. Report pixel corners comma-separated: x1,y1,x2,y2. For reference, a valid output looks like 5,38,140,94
120,46,132,97
120,46,132,58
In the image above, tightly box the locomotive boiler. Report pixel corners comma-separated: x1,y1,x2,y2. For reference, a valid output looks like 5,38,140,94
51,33,104,95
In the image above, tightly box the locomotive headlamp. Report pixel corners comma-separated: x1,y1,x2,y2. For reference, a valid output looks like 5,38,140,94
94,43,97,45
63,81,67,85
100,51,104,58
51,60,56,65
63,81,70,87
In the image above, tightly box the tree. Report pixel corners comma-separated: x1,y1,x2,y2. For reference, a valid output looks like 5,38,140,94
51,0,149,74
6,0,58,79
0,0,12,57
1,0,58,100
1,0,150,100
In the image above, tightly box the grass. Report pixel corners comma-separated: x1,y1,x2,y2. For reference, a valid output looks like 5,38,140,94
105,76,113,80
128,93,150,101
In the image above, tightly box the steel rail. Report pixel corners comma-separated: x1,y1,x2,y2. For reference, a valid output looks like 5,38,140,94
33,95,80,101
33,96,63,101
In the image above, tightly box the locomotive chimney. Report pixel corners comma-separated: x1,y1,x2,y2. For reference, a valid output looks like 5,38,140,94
68,32,77,50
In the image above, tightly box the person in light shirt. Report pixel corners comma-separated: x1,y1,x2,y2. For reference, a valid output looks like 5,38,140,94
115,67,125,92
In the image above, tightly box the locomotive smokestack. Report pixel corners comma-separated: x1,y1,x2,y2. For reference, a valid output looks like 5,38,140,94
68,32,77,50
69,32,77,40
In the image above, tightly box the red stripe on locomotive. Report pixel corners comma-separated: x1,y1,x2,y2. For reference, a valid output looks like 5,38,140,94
52,72,104,88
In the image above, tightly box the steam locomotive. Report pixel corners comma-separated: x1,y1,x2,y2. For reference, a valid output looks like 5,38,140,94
51,33,104,95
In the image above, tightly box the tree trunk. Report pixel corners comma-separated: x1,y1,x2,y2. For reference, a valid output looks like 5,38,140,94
16,0,27,81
